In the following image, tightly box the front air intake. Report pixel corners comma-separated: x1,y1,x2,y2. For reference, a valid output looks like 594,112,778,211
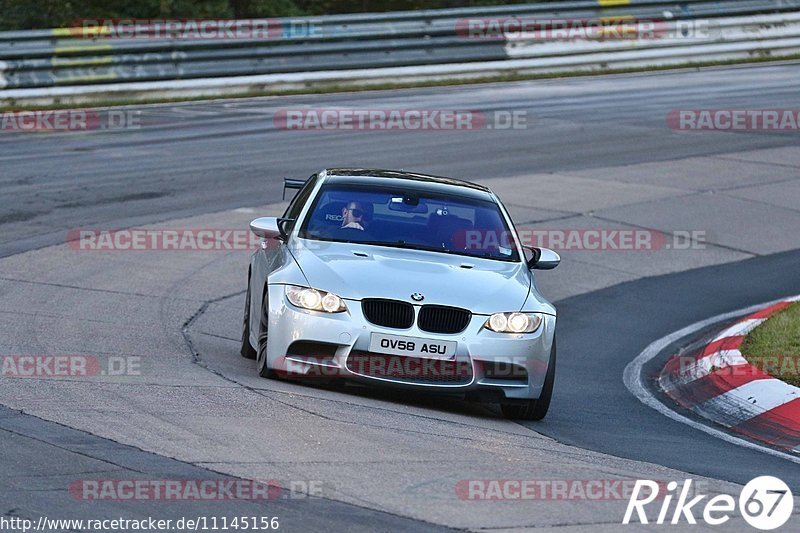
361,299,414,329
418,305,471,334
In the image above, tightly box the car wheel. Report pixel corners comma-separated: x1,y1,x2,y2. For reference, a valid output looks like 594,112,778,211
256,287,278,379
501,337,556,421
240,271,257,360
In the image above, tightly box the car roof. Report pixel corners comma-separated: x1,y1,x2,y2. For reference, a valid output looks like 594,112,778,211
322,168,492,199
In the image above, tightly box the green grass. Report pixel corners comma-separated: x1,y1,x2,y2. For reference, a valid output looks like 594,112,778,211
2,54,800,112
741,302,800,387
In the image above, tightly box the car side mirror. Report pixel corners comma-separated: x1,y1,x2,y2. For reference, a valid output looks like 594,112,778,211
250,217,283,240
525,246,560,270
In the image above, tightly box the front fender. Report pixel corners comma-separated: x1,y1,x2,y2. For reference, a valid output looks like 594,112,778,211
249,244,309,347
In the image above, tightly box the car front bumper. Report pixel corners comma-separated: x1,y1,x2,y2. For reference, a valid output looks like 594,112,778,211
265,286,556,400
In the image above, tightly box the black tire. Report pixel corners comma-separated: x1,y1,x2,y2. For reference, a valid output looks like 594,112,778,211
240,272,257,360
256,286,278,379
501,337,556,421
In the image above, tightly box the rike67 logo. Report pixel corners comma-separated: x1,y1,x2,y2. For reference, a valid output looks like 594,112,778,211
623,477,793,530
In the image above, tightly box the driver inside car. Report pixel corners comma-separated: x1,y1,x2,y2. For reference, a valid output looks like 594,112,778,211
340,201,373,231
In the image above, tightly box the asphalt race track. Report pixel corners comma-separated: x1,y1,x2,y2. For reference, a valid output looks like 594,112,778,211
2,63,800,530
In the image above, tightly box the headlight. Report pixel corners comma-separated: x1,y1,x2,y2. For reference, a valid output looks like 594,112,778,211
484,312,542,333
285,286,347,313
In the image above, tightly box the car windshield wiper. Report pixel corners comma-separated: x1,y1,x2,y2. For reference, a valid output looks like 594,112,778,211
373,240,508,258
365,240,446,253
308,237,515,261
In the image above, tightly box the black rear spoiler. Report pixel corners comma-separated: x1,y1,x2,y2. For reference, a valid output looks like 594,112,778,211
282,177,306,200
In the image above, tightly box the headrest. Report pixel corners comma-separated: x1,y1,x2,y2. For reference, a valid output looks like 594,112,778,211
311,201,346,226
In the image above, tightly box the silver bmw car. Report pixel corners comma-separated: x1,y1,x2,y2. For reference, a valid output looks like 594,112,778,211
241,168,559,420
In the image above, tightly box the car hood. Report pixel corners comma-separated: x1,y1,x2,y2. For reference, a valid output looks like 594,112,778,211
289,239,531,314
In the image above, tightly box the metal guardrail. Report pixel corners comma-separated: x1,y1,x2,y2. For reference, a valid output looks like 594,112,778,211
0,0,799,98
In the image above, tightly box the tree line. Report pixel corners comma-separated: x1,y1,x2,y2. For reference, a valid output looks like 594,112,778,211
0,0,539,30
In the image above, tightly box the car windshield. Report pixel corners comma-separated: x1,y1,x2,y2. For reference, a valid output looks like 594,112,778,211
299,183,520,262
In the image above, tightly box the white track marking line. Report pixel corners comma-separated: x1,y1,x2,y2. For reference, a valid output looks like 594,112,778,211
623,297,800,464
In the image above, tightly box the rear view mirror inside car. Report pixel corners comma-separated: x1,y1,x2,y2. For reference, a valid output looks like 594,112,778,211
388,196,428,213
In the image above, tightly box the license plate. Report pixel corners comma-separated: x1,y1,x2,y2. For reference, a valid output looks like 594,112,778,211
369,333,457,360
